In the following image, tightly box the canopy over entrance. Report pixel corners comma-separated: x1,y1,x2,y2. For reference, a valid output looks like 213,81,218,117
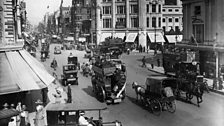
125,33,138,42
0,50,55,95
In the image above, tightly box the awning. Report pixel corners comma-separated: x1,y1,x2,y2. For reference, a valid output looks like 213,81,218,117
147,32,165,43
114,33,125,39
125,33,138,42
100,33,112,42
176,35,183,42
165,35,177,43
0,50,55,95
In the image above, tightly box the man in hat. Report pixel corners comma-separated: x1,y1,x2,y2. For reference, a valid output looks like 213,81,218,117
34,100,45,126
78,111,93,126
3,103,9,109
8,104,17,126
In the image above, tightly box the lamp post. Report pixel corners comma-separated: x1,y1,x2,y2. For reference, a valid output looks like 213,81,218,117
154,26,157,55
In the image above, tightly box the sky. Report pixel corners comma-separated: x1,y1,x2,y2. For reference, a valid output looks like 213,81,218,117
24,0,72,26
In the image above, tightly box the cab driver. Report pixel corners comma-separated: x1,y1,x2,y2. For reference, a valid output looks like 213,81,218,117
78,111,93,126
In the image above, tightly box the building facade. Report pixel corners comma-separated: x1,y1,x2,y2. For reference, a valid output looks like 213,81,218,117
178,0,224,88
92,0,166,49
162,0,182,33
72,0,92,42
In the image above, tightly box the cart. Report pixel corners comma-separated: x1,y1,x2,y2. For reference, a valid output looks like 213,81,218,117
144,76,177,115
46,103,122,126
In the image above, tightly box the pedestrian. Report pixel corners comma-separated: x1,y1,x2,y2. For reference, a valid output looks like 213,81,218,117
157,58,160,67
16,102,22,126
151,63,154,69
67,84,72,103
141,56,146,68
20,105,30,126
53,88,62,103
34,100,45,126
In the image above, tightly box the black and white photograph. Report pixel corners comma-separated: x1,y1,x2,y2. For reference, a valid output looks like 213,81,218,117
0,0,224,126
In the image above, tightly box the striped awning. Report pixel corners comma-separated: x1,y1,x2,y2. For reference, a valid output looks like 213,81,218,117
125,33,138,42
147,32,165,43
114,33,125,39
100,33,112,42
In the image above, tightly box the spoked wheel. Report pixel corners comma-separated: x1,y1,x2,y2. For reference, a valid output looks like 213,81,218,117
166,101,176,113
98,86,106,102
150,99,162,116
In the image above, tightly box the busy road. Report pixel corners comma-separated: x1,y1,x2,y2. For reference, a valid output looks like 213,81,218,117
37,43,224,126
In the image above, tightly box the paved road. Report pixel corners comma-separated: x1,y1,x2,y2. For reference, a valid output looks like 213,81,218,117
37,43,224,126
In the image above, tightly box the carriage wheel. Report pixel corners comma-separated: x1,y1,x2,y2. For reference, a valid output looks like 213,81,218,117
166,101,176,113
98,86,106,102
150,99,162,116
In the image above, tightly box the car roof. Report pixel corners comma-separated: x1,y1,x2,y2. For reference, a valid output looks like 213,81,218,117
46,103,107,112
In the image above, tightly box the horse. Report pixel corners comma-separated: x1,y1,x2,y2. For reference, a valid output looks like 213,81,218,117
132,82,146,103
177,80,205,107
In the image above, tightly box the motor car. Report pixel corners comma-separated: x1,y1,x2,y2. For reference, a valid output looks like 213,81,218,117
54,46,62,54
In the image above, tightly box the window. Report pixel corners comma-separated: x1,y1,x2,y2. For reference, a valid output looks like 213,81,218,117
162,9,165,12
152,17,156,28
131,17,138,27
162,18,165,22
130,5,138,14
103,18,112,28
117,5,125,14
175,9,179,12
152,4,156,13
146,4,149,13
165,0,177,5
116,0,125,2
103,0,112,2
175,26,179,32
158,17,161,27
158,5,161,13
168,9,172,12
103,6,111,14
175,18,179,22
147,17,149,27
168,18,172,22
116,18,126,28
194,6,201,15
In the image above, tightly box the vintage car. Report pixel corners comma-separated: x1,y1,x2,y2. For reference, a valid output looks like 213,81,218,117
61,64,78,86
54,46,62,54
46,103,122,126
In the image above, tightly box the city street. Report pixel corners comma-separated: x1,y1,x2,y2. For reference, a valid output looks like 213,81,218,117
37,43,224,126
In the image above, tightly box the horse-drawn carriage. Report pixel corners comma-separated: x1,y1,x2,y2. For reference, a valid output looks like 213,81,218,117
162,49,207,107
61,56,79,86
91,58,126,104
46,103,122,126
132,76,177,116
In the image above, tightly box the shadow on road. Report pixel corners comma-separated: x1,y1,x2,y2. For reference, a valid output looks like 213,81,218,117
126,95,152,113
82,86,96,98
